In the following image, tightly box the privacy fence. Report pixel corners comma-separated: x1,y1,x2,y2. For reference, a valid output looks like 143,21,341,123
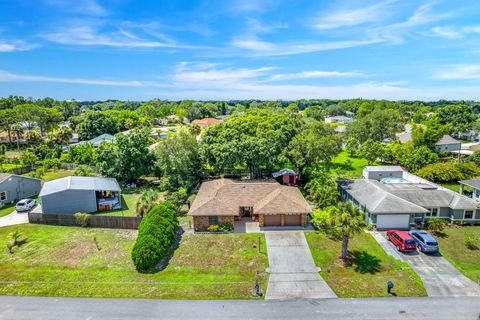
28,212,142,229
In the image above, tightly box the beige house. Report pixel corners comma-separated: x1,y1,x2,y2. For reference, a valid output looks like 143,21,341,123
188,179,311,231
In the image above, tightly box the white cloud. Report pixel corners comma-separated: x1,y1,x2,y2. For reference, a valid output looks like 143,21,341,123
45,0,108,16
42,22,200,49
430,26,462,39
0,40,37,52
0,70,169,87
314,1,395,30
268,70,363,81
433,64,480,80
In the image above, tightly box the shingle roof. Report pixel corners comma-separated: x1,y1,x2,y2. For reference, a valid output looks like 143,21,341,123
340,179,428,214
459,178,480,190
192,118,221,126
272,168,297,178
40,176,121,196
341,178,479,212
436,134,461,146
188,179,311,216
396,131,412,144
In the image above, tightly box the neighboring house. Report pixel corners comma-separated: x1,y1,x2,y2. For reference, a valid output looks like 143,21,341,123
459,178,480,200
188,179,311,231
345,111,355,117
272,168,298,185
435,134,461,152
0,131,23,144
39,176,121,214
148,142,160,152
69,133,79,144
395,131,412,144
324,116,353,124
339,166,479,230
69,133,116,148
192,118,222,128
0,174,41,204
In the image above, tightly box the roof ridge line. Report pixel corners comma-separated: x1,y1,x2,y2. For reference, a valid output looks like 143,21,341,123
367,179,427,212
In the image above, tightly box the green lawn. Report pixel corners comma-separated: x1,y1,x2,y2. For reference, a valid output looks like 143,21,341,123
305,231,427,297
0,224,268,299
93,193,139,217
0,163,21,171
438,183,460,193
41,169,75,182
330,151,369,179
0,203,16,217
436,226,480,282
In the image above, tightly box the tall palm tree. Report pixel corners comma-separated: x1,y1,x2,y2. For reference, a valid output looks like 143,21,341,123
10,124,23,151
327,202,367,259
135,189,159,217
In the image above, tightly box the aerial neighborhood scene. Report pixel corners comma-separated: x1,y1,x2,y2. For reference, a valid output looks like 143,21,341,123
1,0,480,319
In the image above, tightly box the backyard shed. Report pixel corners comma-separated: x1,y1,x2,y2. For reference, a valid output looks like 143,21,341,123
39,176,121,214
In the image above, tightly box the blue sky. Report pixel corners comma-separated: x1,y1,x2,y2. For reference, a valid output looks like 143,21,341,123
1,0,480,101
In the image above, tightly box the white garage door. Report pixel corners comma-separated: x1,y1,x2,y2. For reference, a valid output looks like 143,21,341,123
376,214,410,230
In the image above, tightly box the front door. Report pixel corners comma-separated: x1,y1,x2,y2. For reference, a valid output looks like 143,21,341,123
241,207,252,217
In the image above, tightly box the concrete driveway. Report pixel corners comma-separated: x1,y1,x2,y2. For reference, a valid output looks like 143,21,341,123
0,210,29,227
264,231,336,299
371,231,480,297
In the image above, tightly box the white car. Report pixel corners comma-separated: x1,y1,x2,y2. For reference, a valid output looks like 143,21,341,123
16,199,36,212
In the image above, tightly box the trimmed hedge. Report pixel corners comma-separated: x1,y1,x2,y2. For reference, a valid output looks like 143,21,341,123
131,201,178,272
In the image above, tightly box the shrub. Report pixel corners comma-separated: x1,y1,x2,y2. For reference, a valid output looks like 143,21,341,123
310,208,331,230
427,218,448,235
207,224,220,232
74,212,90,227
131,200,178,272
416,162,480,183
464,233,479,250
218,222,233,232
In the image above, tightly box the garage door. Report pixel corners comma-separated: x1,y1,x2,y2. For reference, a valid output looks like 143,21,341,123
284,214,301,226
376,214,410,230
264,215,281,226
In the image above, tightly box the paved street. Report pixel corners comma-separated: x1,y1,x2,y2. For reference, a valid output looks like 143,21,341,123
264,231,336,299
0,210,28,227
1,296,479,320
371,231,480,296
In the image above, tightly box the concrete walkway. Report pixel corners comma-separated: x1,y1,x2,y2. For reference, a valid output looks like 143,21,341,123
371,231,480,297
265,231,336,299
0,210,28,227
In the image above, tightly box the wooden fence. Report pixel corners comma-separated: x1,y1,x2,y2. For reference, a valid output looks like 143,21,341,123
28,212,142,229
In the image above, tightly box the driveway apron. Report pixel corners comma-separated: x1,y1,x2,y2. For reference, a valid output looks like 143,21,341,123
0,210,28,227
265,231,336,299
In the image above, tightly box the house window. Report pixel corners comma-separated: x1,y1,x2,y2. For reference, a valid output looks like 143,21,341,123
464,210,474,220
208,216,218,225
426,208,439,217
0,191,6,201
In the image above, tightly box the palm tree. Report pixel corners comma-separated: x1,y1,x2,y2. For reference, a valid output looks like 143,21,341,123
10,124,23,151
135,189,159,217
327,202,367,259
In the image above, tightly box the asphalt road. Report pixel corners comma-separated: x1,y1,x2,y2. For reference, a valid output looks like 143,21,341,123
1,296,480,320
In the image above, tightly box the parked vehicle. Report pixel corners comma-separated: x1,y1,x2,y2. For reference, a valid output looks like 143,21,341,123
386,229,417,252
15,199,36,212
409,230,439,253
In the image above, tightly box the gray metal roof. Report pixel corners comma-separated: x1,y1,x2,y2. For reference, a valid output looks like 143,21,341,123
40,176,121,196
0,173,41,184
459,178,480,190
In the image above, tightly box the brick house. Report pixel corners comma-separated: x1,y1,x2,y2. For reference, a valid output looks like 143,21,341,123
188,179,311,231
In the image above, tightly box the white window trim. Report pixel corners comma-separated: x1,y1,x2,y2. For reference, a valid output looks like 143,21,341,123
463,210,475,220
0,191,6,201
426,208,439,217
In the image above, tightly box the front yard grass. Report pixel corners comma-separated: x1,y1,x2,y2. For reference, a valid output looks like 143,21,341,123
436,226,480,282
305,231,427,297
0,203,16,217
0,224,268,299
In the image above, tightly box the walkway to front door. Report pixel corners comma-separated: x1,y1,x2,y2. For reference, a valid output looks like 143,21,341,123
264,231,336,299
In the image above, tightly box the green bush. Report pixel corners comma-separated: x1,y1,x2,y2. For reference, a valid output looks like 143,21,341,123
131,201,178,272
218,222,233,232
74,212,90,227
427,218,448,235
464,233,479,250
416,162,465,183
207,224,220,232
